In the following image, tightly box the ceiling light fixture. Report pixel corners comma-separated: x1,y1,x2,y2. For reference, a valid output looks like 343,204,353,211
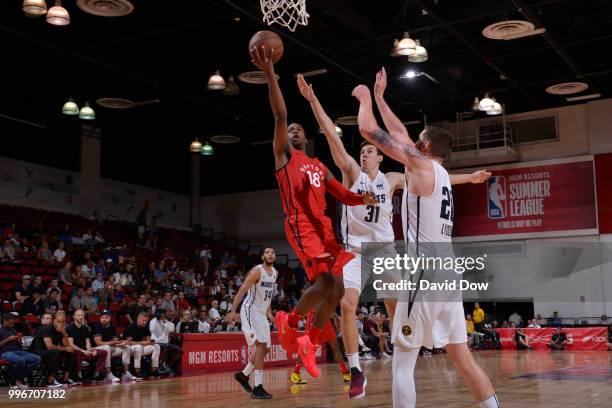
78,102,95,120
189,139,203,153
318,125,343,137
478,94,495,112
207,70,225,90
487,99,503,115
201,141,214,156
404,70,424,79
46,0,70,26
408,39,428,62
565,93,601,102
62,98,79,115
395,32,416,56
23,0,47,16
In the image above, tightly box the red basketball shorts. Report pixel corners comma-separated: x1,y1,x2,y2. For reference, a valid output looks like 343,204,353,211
284,213,354,281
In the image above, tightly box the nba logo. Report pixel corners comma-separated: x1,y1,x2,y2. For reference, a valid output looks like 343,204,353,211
487,176,507,219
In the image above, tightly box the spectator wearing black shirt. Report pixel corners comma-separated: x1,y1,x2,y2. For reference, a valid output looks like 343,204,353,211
30,314,74,387
124,312,160,379
128,294,149,324
92,310,133,382
66,309,107,383
43,289,63,315
548,327,568,351
0,314,41,389
22,290,45,316
514,327,531,350
15,275,34,303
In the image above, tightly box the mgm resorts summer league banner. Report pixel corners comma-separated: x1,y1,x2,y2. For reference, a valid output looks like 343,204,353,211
451,158,597,240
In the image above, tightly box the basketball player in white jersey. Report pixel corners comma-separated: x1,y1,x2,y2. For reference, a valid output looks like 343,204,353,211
228,247,278,400
353,68,500,408
297,74,490,399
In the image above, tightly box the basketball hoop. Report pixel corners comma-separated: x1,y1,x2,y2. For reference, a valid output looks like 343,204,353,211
260,0,309,32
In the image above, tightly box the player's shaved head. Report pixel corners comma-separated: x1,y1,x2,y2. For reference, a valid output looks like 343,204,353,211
418,126,453,159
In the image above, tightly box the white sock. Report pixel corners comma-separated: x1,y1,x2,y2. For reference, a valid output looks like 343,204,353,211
347,353,361,372
479,395,500,408
242,362,254,376
392,346,418,408
254,370,263,387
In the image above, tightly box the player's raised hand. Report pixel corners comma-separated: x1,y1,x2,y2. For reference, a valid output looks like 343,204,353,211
362,192,378,205
469,169,491,184
250,45,275,76
374,67,387,98
297,74,316,102
352,84,371,104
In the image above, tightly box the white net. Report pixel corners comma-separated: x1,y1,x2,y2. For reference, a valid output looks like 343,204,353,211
260,0,309,32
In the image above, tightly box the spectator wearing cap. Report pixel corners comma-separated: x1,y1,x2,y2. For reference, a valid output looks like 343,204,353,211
22,290,45,316
124,312,160,379
15,275,35,303
92,310,130,382
0,313,41,389
53,242,66,263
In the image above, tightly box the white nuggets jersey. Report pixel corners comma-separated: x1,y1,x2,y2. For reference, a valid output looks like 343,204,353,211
341,170,394,251
242,264,277,314
401,161,453,244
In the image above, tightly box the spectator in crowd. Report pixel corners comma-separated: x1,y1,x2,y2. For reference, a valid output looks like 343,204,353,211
113,265,134,288
364,313,391,358
599,314,609,325
22,290,45,316
94,259,107,278
501,320,509,328
69,287,86,312
32,275,44,292
197,311,211,333
37,242,52,262
465,314,482,349
508,311,523,327
92,272,105,293
472,303,485,331
175,292,191,311
81,259,95,279
124,312,160,379
176,309,194,333
161,291,175,312
58,262,73,286
15,275,34,303
534,314,547,326
2,240,17,262
219,295,232,314
208,300,222,324
549,311,562,327
66,309,107,383
46,280,61,297
527,319,541,328
81,287,98,313
53,242,66,263
92,310,130,382
514,327,531,350
149,309,183,375
30,314,74,387
548,327,568,351
128,294,149,324
481,319,501,350
43,289,63,315
0,313,42,389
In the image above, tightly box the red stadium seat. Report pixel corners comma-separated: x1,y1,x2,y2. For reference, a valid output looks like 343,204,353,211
109,303,120,312
88,314,100,323
23,315,39,324
2,303,12,312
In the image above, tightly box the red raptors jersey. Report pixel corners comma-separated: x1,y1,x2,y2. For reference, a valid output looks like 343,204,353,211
276,149,328,216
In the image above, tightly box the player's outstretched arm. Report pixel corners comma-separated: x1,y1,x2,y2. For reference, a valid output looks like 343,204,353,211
251,46,290,170
449,170,492,185
385,171,406,197
325,172,377,206
353,85,429,173
297,75,360,185
226,266,261,323
373,67,412,145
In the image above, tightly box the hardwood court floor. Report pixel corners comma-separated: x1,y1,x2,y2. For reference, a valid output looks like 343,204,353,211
1,351,610,407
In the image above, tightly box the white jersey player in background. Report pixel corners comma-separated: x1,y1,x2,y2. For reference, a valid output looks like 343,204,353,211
353,67,499,408
297,74,490,400
228,247,278,400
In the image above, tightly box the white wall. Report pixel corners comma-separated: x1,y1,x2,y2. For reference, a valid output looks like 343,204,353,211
587,98,612,155
200,189,295,258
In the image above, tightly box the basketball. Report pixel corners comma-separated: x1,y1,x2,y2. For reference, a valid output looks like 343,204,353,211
249,30,284,64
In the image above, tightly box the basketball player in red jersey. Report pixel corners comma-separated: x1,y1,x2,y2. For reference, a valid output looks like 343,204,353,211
250,46,376,378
